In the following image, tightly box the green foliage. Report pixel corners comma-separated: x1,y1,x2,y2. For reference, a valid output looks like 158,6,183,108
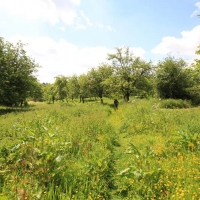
195,44,200,56
0,37,40,106
176,131,200,151
186,85,200,105
68,75,80,100
107,47,154,101
28,81,43,102
0,103,118,199
159,99,191,109
42,83,55,103
117,144,165,199
54,75,68,101
87,63,114,99
185,55,200,105
156,56,190,100
78,74,90,96
0,94,200,199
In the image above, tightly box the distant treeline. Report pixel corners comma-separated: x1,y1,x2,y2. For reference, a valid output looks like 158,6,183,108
1,37,200,106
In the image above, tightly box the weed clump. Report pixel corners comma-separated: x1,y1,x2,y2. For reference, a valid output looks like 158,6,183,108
159,99,191,109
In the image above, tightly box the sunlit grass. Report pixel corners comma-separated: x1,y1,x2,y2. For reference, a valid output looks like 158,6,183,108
0,98,200,199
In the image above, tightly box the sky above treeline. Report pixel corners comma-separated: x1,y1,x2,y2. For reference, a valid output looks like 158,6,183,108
0,0,200,83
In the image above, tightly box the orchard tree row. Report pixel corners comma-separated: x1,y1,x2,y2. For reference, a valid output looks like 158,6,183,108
43,48,154,103
43,46,200,105
1,36,200,106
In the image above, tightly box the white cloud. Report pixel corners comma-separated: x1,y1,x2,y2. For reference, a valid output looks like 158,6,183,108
59,26,66,32
191,2,200,18
56,0,80,25
9,36,146,83
79,10,93,26
75,21,86,30
0,0,80,25
130,47,146,58
9,35,112,83
106,25,116,32
0,0,114,31
97,23,104,28
116,46,146,58
151,25,200,60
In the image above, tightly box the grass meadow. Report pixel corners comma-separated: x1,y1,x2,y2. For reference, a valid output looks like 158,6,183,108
0,98,199,200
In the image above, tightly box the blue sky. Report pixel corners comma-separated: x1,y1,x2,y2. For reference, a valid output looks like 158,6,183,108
0,0,200,83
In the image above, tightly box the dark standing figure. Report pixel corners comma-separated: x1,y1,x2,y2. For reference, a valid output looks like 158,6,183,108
114,99,119,110
52,95,55,104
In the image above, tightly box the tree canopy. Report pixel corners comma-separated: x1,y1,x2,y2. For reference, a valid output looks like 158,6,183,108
156,56,190,99
107,47,153,101
0,38,40,106
87,63,113,99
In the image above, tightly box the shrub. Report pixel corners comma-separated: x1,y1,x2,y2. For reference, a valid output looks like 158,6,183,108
159,99,191,109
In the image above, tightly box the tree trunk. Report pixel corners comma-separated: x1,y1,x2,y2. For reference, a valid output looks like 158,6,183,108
20,100,23,107
124,93,130,102
52,95,55,104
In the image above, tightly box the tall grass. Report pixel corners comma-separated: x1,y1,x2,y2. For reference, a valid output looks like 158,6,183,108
0,99,199,199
